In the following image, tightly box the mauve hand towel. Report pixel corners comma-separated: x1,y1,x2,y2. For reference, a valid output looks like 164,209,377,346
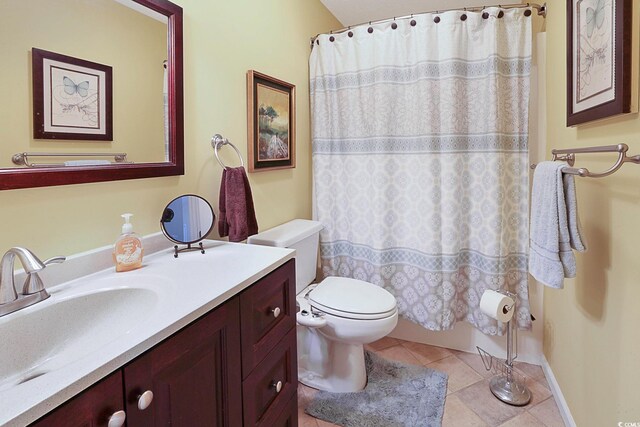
218,167,258,242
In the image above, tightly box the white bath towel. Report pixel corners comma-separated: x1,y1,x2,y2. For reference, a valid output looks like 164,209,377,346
529,161,585,288
563,174,587,252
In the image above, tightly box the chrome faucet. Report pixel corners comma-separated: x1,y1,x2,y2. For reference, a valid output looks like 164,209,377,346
0,247,65,317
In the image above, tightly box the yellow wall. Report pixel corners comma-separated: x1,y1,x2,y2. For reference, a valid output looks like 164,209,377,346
0,1,340,258
545,0,640,425
0,0,168,166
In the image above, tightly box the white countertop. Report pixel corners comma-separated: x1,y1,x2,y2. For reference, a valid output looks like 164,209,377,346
0,239,294,426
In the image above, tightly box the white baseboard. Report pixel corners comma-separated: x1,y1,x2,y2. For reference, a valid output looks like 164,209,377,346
541,356,576,427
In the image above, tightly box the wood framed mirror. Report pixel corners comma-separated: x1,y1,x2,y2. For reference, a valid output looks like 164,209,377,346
0,0,183,190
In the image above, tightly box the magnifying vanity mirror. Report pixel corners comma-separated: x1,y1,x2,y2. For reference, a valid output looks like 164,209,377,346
161,195,216,258
0,0,183,190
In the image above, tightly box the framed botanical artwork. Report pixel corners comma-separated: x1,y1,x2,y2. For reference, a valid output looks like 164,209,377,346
247,70,296,172
566,0,631,126
32,48,113,140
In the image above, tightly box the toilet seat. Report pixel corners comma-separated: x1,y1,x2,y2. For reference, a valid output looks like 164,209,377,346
308,277,397,320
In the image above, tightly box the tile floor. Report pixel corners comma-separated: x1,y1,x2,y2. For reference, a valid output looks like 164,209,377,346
297,337,565,427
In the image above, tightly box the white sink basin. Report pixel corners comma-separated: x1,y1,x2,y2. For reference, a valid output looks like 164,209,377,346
0,276,163,391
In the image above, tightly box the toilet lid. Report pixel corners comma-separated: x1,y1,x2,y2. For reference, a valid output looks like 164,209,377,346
308,277,397,320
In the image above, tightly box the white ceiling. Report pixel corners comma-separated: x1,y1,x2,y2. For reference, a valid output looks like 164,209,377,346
320,0,489,26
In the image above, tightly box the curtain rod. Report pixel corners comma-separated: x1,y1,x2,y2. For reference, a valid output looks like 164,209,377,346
310,2,546,48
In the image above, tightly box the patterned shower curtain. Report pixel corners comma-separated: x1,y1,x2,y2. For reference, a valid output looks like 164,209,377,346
310,7,532,334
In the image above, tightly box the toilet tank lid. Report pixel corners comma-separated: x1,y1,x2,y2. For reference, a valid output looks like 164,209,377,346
247,219,323,247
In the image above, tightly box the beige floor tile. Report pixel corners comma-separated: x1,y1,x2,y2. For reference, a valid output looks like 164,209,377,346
298,407,320,427
451,349,494,379
297,386,309,406
299,383,319,400
442,394,488,427
528,397,565,427
376,344,422,365
514,361,546,380
499,411,546,427
427,355,483,393
367,336,401,351
456,379,525,425
524,373,553,407
536,375,551,391
402,341,453,364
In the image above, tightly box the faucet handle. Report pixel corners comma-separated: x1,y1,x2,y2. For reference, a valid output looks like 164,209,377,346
22,255,65,295
43,256,66,266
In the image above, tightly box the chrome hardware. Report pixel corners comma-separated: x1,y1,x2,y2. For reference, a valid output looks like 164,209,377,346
310,307,325,318
137,390,154,410
0,248,65,317
23,256,65,295
271,307,281,318
477,291,531,406
271,380,283,393
530,143,640,178
211,134,245,170
107,410,126,427
12,152,130,168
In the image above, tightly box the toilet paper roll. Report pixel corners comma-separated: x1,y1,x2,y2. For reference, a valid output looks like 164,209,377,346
480,290,515,323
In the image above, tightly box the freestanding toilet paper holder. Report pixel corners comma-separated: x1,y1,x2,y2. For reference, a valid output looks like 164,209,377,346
477,290,532,406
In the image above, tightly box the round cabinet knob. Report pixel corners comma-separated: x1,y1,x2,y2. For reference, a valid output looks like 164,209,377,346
107,410,126,427
271,380,283,393
137,390,154,410
271,307,281,318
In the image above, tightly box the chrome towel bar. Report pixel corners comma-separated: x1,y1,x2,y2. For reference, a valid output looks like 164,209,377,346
211,134,244,170
12,152,129,168
530,143,640,178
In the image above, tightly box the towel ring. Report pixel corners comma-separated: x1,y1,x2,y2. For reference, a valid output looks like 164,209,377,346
211,134,244,170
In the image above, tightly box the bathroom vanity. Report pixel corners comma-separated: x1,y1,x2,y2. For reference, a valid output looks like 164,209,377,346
0,239,297,426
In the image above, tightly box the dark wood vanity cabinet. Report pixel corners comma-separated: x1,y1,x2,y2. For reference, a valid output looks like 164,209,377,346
30,371,124,427
31,260,297,427
123,297,242,427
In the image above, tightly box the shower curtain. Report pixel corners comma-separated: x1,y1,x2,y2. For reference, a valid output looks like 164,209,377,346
310,7,532,334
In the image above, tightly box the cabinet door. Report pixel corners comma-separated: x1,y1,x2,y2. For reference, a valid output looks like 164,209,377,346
123,297,242,427
30,371,124,427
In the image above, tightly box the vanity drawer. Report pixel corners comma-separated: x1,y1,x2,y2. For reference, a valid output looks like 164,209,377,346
242,328,297,427
240,259,295,377
259,392,299,427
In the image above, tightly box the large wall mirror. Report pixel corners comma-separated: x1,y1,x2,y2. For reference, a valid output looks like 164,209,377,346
0,0,183,190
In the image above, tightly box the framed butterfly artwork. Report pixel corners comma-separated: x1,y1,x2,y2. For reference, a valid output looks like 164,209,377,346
566,0,632,126
32,48,113,140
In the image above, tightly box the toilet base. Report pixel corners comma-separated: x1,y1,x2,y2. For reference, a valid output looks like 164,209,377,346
298,327,367,393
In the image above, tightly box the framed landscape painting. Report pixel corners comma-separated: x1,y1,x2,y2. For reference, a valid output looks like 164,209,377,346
32,48,113,140
247,70,296,172
566,0,631,126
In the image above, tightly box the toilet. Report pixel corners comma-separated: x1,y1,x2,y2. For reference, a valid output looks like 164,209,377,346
248,219,398,392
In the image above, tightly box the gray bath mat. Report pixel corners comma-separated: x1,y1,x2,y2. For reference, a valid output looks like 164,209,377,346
306,350,448,427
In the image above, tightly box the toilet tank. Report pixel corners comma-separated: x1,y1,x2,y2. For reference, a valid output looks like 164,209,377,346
248,219,323,294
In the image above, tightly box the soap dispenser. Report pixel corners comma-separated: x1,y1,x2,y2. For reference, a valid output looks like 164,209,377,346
113,213,144,272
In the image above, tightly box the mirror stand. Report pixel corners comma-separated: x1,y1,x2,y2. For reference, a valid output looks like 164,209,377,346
173,242,205,258
161,194,215,259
